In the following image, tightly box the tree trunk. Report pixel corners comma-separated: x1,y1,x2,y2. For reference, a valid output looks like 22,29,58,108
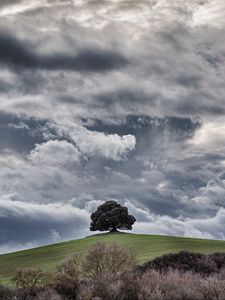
110,227,118,233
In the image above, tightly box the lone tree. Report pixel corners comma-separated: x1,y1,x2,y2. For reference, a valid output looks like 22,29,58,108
90,200,136,233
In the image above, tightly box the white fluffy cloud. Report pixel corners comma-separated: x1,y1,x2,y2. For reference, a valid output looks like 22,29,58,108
189,120,225,152
133,206,225,240
76,131,136,161
28,140,81,167
193,0,225,27
48,121,136,161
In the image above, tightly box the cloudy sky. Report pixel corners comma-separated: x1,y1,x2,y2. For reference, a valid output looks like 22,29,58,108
0,0,225,253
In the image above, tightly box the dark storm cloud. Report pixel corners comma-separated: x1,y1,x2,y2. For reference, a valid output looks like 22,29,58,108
175,74,202,88
0,80,12,93
0,198,89,250
84,115,200,140
0,32,129,72
94,89,158,111
0,0,22,8
0,112,51,154
176,100,225,116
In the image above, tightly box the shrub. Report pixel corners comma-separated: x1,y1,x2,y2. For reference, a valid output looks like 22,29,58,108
201,277,225,300
81,274,140,300
14,287,62,300
54,254,82,300
209,253,225,269
140,270,202,300
13,268,51,290
83,242,135,279
118,274,140,300
0,285,14,300
13,268,54,300
35,287,62,300
138,270,225,300
138,251,219,275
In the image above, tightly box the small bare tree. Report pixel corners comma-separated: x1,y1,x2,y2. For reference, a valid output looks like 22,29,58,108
13,268,49,290
54,254,82,300
83,242,136,279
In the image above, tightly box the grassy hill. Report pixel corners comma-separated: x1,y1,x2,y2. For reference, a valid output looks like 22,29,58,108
1,233,225,285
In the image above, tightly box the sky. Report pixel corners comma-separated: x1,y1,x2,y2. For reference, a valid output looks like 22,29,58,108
0,0,225,253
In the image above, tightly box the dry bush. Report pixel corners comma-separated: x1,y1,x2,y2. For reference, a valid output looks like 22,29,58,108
160,271,203,300
54,254,82,300
78,284,93,300
83,242,135,279
139,270,162,299
13,268,54,300
138,251,219,276
201,277,225,300
139,270,202,300
118,274,140,300
35,287,62,300
48,242,136,300
81,274,140,300
78,267,225,300
13,268,51,290
81,245,139,300
138,270,225,300
210,253,225,270
0,285,14,300
14,287,62,300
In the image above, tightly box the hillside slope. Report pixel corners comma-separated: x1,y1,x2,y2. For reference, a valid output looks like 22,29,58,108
1,233,225,284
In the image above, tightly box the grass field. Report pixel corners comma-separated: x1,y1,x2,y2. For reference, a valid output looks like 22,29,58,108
1,233,225,285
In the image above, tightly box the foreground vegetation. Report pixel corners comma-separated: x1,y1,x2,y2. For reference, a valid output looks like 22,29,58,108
1,233,225,284
1,242,225,299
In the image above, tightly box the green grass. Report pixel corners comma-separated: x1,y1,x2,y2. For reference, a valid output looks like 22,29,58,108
1,233,225,285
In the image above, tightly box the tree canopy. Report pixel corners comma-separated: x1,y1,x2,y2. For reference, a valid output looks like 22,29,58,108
90,200,136,232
